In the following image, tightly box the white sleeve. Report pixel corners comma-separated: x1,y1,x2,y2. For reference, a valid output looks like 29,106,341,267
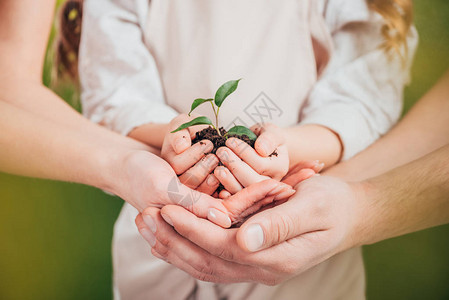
301,0,418,160
79,0,178,136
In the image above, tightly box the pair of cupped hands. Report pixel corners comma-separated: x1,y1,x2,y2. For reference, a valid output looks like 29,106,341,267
118,114,359,285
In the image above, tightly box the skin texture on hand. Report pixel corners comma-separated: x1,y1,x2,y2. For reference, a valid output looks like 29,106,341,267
135,176,362,285
109,149,234,227
284,124,342,169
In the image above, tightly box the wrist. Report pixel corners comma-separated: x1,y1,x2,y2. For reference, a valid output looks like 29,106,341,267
128,123,170,149
348,179,381,247
284,124,342,168
91,146,132,195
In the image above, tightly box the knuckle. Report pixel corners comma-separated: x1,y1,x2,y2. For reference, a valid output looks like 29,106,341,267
215,246,235,261
196,258,216,277
262,276,281,286
263,212,296,245
194,272,215,283
154,244,169,258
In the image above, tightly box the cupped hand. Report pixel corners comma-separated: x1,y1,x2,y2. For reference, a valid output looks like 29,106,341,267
213,123,289,195
135,176,366,285
110,149,230,227
161,114,220,195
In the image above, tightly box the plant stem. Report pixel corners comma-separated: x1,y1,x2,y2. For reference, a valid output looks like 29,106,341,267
210,102,221,136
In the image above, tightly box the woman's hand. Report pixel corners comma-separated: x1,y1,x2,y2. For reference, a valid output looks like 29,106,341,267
107,149,231,227
135,176,364,285
161,114,220,195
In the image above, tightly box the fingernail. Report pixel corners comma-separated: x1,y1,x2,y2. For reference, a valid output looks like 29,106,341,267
143,214,157,233
258,141,270,156
227,138,238,148
244,224,264,252
313,173,321,177
207,175,218,186
267,184,285,196
274,187,296,200
140,228,156,247
313,160,325,172
217,167,227,178
205,154,218,166
174,138,188,153
161,213,173,227
208,208,231,228
216,148,226,159
201,140,213,151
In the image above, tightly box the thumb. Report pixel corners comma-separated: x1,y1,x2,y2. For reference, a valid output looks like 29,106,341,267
236,199,311,252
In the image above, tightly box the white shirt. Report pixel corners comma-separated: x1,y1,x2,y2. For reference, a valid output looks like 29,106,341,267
79,0,417,299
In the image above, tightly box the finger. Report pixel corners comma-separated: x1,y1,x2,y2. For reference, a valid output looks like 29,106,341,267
282,168,316,187
219,190,232,199
179,154,219,189
225,137,262,168
167,178,231,227
251,123,285,157
223,180,295,222
170,128,192,154
216,147,267,187
160,205,249,262
168,139,214,175
214,166,243,194
287,160,325,176
226,137,288,179
144,206,267,284
196,174,220,195
161,205,308,276
236,196,316,253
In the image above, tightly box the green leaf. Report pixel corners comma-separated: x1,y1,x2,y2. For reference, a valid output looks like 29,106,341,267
214,79,242,107
227,125,257,141
188,98,213,116
171,116,213,133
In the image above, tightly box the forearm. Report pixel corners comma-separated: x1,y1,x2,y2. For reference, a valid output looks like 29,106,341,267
284,124,342,168
128,122,170,149
0,89,159,191
355,145,449,245
327,71,449,181
0,79,151,152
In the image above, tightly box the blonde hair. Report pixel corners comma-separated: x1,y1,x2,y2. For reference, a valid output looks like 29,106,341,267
368,0,413,58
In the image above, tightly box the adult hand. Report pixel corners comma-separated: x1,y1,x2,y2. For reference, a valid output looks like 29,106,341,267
108,149,230,227
161,114,220,195
135,176,366,284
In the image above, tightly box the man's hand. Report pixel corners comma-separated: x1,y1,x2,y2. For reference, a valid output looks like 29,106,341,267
134,176,365,284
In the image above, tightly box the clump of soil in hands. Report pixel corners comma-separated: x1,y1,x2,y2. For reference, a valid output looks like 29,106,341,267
192,126,255,154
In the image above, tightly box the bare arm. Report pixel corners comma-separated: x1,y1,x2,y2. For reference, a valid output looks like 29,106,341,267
354,145,449,245
328,71,449,180
0,0,148,190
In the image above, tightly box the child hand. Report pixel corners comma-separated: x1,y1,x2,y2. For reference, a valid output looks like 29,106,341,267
161,114,220,195
214,123,289,195
282,160,325,187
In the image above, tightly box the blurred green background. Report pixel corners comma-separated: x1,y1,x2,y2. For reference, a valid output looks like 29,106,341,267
1,1,449,299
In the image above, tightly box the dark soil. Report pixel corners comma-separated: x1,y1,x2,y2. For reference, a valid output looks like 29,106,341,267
192,126,255,154
191,126,277,195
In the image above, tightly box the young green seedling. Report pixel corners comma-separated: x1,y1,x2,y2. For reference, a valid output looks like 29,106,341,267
171,79,257,141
